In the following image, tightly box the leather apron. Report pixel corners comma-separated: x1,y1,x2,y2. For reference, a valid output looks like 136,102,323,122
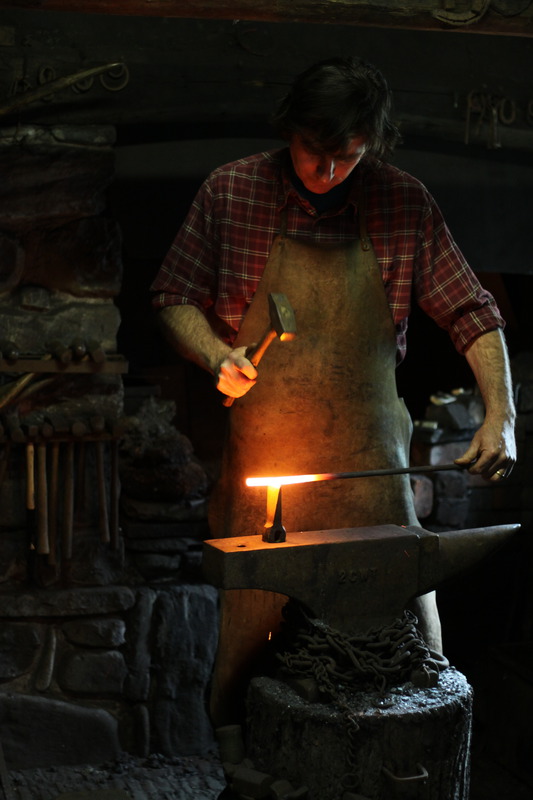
207,203,423,726
209,208,419,538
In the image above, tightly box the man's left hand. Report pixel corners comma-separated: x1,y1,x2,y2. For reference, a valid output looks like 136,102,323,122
458,329,517,482
454,416,516,481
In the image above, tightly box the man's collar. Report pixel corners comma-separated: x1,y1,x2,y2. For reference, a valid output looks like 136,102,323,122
277,147,361,216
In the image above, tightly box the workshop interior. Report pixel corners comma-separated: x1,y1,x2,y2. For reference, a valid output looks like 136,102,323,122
0,3,531,800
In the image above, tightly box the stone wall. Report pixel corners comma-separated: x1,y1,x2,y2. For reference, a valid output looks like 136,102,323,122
0,125,219,770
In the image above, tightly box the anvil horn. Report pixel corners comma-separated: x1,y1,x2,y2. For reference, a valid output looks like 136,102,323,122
415,523,522,596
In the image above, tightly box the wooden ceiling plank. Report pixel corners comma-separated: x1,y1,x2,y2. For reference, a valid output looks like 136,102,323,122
1,0,533,37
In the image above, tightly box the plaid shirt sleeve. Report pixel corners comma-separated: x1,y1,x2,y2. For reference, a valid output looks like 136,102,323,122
150,152,282,337
411,184,504,354
151,178,219,312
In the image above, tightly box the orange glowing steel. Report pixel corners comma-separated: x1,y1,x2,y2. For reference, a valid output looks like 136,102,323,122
246,473,335,488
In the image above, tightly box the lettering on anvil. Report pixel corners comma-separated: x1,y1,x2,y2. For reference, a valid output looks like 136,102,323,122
338,567,378,584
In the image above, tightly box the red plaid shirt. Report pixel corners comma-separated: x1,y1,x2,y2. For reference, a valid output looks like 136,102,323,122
151,148,503,363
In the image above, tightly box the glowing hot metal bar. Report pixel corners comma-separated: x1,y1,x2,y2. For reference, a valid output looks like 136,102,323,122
246,462,465,488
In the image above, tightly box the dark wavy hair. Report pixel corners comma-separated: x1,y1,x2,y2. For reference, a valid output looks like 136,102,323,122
271,57,400,161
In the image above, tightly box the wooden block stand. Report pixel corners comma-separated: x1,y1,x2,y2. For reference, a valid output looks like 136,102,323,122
245,669,472,800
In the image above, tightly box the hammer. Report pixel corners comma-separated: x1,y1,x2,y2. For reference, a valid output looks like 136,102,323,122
223,292,296,407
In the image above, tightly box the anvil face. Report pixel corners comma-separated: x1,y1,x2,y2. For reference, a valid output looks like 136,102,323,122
203,522,520,635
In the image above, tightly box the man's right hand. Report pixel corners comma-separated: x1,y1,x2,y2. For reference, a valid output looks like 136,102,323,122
216,346,258,398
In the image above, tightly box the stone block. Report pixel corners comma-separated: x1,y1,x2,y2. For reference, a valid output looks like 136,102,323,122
58,650,128,695
63,619,126,648
0,692,121,768
0,293,121,354
411,440,467,467
434,469,471,499
410,473,433,519
425,401,475,430
124,537,188,554
0,623,41,680
54,793,131,800
131,552,183,579
22,216,122,298
123,587,156,703
0,586,136,618
151,584,219,755
0,137,115,234
433,496,471,528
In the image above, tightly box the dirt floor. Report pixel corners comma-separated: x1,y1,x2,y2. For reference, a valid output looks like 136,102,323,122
4,749,532,800
6,753,226,800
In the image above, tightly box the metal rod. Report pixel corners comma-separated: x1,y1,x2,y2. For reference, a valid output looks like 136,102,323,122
246,462,466,487
314,463,466,481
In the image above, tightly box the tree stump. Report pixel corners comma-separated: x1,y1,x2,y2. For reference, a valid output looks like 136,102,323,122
245,669,472,800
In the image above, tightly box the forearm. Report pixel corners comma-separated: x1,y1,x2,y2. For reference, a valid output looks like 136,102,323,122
464,328,515,425
157,305,230,375
456,328,516,479
157,304,258,397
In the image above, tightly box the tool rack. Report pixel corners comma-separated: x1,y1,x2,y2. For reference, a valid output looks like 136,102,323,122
0,345,129,578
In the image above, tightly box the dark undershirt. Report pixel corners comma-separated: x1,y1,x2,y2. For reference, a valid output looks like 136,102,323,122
289,163,353,215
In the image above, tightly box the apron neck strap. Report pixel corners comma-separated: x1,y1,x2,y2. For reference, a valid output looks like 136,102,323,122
357,185,371,252
280,207,288,237
279,183,370,251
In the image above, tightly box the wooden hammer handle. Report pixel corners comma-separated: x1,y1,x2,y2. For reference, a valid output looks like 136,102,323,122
246,329,277,367
36,443,49,555
222,330,277,408
62,442,75,561
47,442,60,566
96,441,110,544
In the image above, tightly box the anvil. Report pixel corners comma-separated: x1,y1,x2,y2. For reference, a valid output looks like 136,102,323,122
203,523,521,634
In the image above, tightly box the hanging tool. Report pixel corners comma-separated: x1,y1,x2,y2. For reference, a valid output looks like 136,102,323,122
0,62,127,116
47,340,72,365
62,441,75,563
223,292,296,407
36,442,49,555
0,341,19,363
95,440,110,544
47,441,60,567
110,439,120,551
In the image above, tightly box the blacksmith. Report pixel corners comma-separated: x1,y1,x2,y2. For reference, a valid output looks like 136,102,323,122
150,57,516,724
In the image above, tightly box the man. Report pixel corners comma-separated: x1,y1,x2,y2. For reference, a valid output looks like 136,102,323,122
151,57,516,724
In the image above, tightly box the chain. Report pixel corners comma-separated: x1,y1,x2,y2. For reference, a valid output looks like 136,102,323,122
275,600,439,698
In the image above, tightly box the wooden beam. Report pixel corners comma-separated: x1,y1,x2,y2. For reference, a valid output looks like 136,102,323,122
2,0,533,37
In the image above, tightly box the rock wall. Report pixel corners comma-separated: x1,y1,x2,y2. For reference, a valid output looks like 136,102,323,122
0,125,219,770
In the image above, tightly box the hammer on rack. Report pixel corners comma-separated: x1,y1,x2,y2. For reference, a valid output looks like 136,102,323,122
223,292,296,407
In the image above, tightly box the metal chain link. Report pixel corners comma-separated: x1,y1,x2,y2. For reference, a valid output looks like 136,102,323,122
275,600,439,698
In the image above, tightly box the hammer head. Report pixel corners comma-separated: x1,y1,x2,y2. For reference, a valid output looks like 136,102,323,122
268,293,296,342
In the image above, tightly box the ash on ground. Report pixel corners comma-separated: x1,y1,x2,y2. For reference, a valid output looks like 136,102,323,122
9,752,226,800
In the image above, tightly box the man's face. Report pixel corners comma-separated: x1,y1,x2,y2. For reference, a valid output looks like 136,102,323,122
289,133,367,194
